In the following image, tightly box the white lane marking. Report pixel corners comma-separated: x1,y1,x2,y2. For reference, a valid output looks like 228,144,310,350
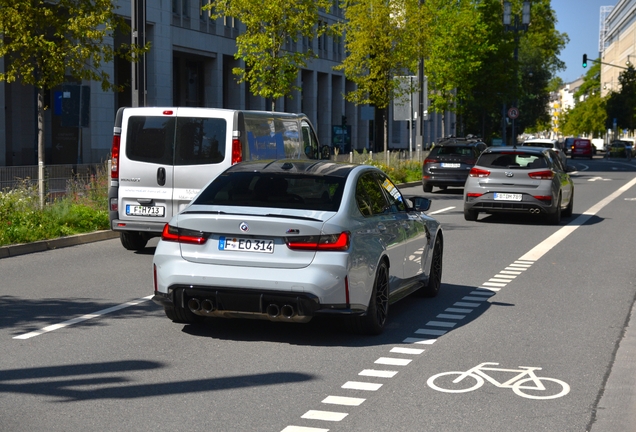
483,282,507,287
488,278,511,283
436,313,465,320
359,369,398,378
515,260,534,264
322,396,365,406
462,296,488,302
429,206,455,215
455,301,480,307
301,411,348,422
281,426,329,432
425,321,457,328
13,296,154,340
414,328,447,336
520,176,636,262
495,274,517,279
390,347,425,355
589,176,611,181
446,308,472,314
403,337,437,344
479,286,501,292
342,381,383,391
471,289,495,296
375,357,412,366
501,270,523,275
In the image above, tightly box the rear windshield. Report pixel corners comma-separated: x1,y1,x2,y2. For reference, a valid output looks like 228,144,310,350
125,116,227,166
193,172,345,211
430,146,476,157
522,142,553,149
478,152,547,169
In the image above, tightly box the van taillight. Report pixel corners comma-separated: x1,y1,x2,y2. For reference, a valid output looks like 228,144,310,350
111,135,120,179
232,138,242,164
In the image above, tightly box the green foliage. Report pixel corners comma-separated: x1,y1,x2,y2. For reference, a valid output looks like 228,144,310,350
205,0,335,110
0,165,110,247
606,66,636,131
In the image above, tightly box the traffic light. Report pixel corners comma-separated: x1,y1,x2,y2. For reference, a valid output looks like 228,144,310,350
583,54,588,68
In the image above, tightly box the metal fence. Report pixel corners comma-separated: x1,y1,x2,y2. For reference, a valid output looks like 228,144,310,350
0,163,106,202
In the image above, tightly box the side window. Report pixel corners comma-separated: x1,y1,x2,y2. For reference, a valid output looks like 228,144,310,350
301,120,319,159
355,172,389,217
547,150,563,171
378,173,406,213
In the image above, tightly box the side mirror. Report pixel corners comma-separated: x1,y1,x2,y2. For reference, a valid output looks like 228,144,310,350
406,196,431,212
304,145,315,159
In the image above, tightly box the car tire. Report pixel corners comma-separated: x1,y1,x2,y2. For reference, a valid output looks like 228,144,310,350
423,183,433,193
547,195,562,225
417,234,443,298
464,208,478,221
120,231,148,251
349,260,389,335
563,190,574,218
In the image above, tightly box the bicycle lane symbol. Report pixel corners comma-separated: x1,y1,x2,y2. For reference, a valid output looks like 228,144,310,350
427,362,570,400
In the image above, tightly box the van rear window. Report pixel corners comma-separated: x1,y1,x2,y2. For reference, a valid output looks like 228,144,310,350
126,116,175,164
175,117,227,165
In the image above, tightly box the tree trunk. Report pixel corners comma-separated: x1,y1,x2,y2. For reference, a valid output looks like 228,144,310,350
37,87,45,208
383,108,389,166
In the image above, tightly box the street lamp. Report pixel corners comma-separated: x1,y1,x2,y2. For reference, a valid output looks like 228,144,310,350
503,1,531,146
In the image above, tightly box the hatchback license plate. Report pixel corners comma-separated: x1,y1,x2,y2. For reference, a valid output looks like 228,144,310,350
219,236,274,253
441,163,461,168
494,193,522,201
126,205,165,217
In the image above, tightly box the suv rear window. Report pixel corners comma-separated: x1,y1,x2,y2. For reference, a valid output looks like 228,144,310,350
478,152,547,169
430,146,477,157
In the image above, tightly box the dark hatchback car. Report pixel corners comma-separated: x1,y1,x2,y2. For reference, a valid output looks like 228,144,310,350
422,138,487,192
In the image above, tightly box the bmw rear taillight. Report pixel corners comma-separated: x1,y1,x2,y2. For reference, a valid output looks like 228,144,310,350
469,167,490,177
286,232,350,251
231,138,242,164
528,170,554,180
161,224,208,245
111,135,120,179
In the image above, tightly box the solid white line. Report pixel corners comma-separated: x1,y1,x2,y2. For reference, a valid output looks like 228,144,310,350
429,206,455,215
359,369,398,378
13,296,154,340
390,347,425,355
403,337,437,344
425,320,457,328
301,410,348,422
322,396,365,406
342,381,383,391
281,426,329,432
519,176,636,262
375,357,412,366
436,314,465,320
446,308,472,314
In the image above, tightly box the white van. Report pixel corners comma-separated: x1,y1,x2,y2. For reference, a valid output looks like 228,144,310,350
108,107,329,250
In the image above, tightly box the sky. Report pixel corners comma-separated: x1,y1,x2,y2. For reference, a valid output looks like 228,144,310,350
551,0,617,83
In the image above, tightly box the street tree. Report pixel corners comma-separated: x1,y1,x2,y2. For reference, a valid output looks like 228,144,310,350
561,62,606,138
0,0,148,207
605,65,636,132
205,0,335,111
336,0,423,157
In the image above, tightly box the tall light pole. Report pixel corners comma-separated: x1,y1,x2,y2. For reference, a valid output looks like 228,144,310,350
503,1,530,146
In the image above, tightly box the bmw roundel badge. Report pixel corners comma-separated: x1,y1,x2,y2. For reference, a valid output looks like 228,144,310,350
239,222,249,232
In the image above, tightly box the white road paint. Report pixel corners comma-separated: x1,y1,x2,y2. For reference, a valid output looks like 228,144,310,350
321,396,365,406
375,357,412,366
390,347,425,355
359,369,398,378
429,206,455,215
342,381,383,391
301,410,348,422
282,426,329,432
13,296,154,340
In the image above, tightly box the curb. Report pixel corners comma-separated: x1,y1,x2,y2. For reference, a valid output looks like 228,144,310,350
0,230,120,259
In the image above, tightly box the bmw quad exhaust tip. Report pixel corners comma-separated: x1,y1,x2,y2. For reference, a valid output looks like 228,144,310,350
266,304,280,318
188,298,201,313
281,305,296,319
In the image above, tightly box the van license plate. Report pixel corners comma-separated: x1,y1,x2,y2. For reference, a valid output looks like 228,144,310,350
493,193,522,201
219,236,274,253
126,205,165,217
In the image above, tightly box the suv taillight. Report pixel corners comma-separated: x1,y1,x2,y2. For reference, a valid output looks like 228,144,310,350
423,158,437,165
111,135,120,179
469,167,490,177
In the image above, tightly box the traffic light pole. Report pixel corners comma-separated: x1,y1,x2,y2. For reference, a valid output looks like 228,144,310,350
582,54,630,71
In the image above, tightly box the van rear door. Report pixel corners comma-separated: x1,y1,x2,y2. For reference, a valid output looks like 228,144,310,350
119,107,177,229
171,108,234,215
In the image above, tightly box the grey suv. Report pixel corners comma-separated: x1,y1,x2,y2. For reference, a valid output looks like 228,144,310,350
422,138,487,193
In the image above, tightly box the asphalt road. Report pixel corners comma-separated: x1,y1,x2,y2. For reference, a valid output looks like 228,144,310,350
1,155,635,432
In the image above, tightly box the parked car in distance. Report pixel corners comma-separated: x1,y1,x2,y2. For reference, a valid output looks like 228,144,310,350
607,140,635,158
152,160,444,335
463,146,574,225
571,138,593,159
562,137,576,155
521,138,568,167
422,137,487,193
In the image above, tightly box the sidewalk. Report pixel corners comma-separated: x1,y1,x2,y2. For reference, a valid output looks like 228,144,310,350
0,230,119,259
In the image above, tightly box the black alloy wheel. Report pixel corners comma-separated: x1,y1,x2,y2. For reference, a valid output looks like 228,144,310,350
350,260,390,335
418,235,443,298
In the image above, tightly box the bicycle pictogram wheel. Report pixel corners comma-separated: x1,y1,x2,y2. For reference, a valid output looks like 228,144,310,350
511,377,570,400
427,371,484,393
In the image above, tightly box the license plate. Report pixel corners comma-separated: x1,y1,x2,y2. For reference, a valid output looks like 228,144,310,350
441,163,461,168
219,236,274,253
126,205,165,217
494,193,522,201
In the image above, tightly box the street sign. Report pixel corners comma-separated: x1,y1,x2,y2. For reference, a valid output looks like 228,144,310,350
508,107,519,119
